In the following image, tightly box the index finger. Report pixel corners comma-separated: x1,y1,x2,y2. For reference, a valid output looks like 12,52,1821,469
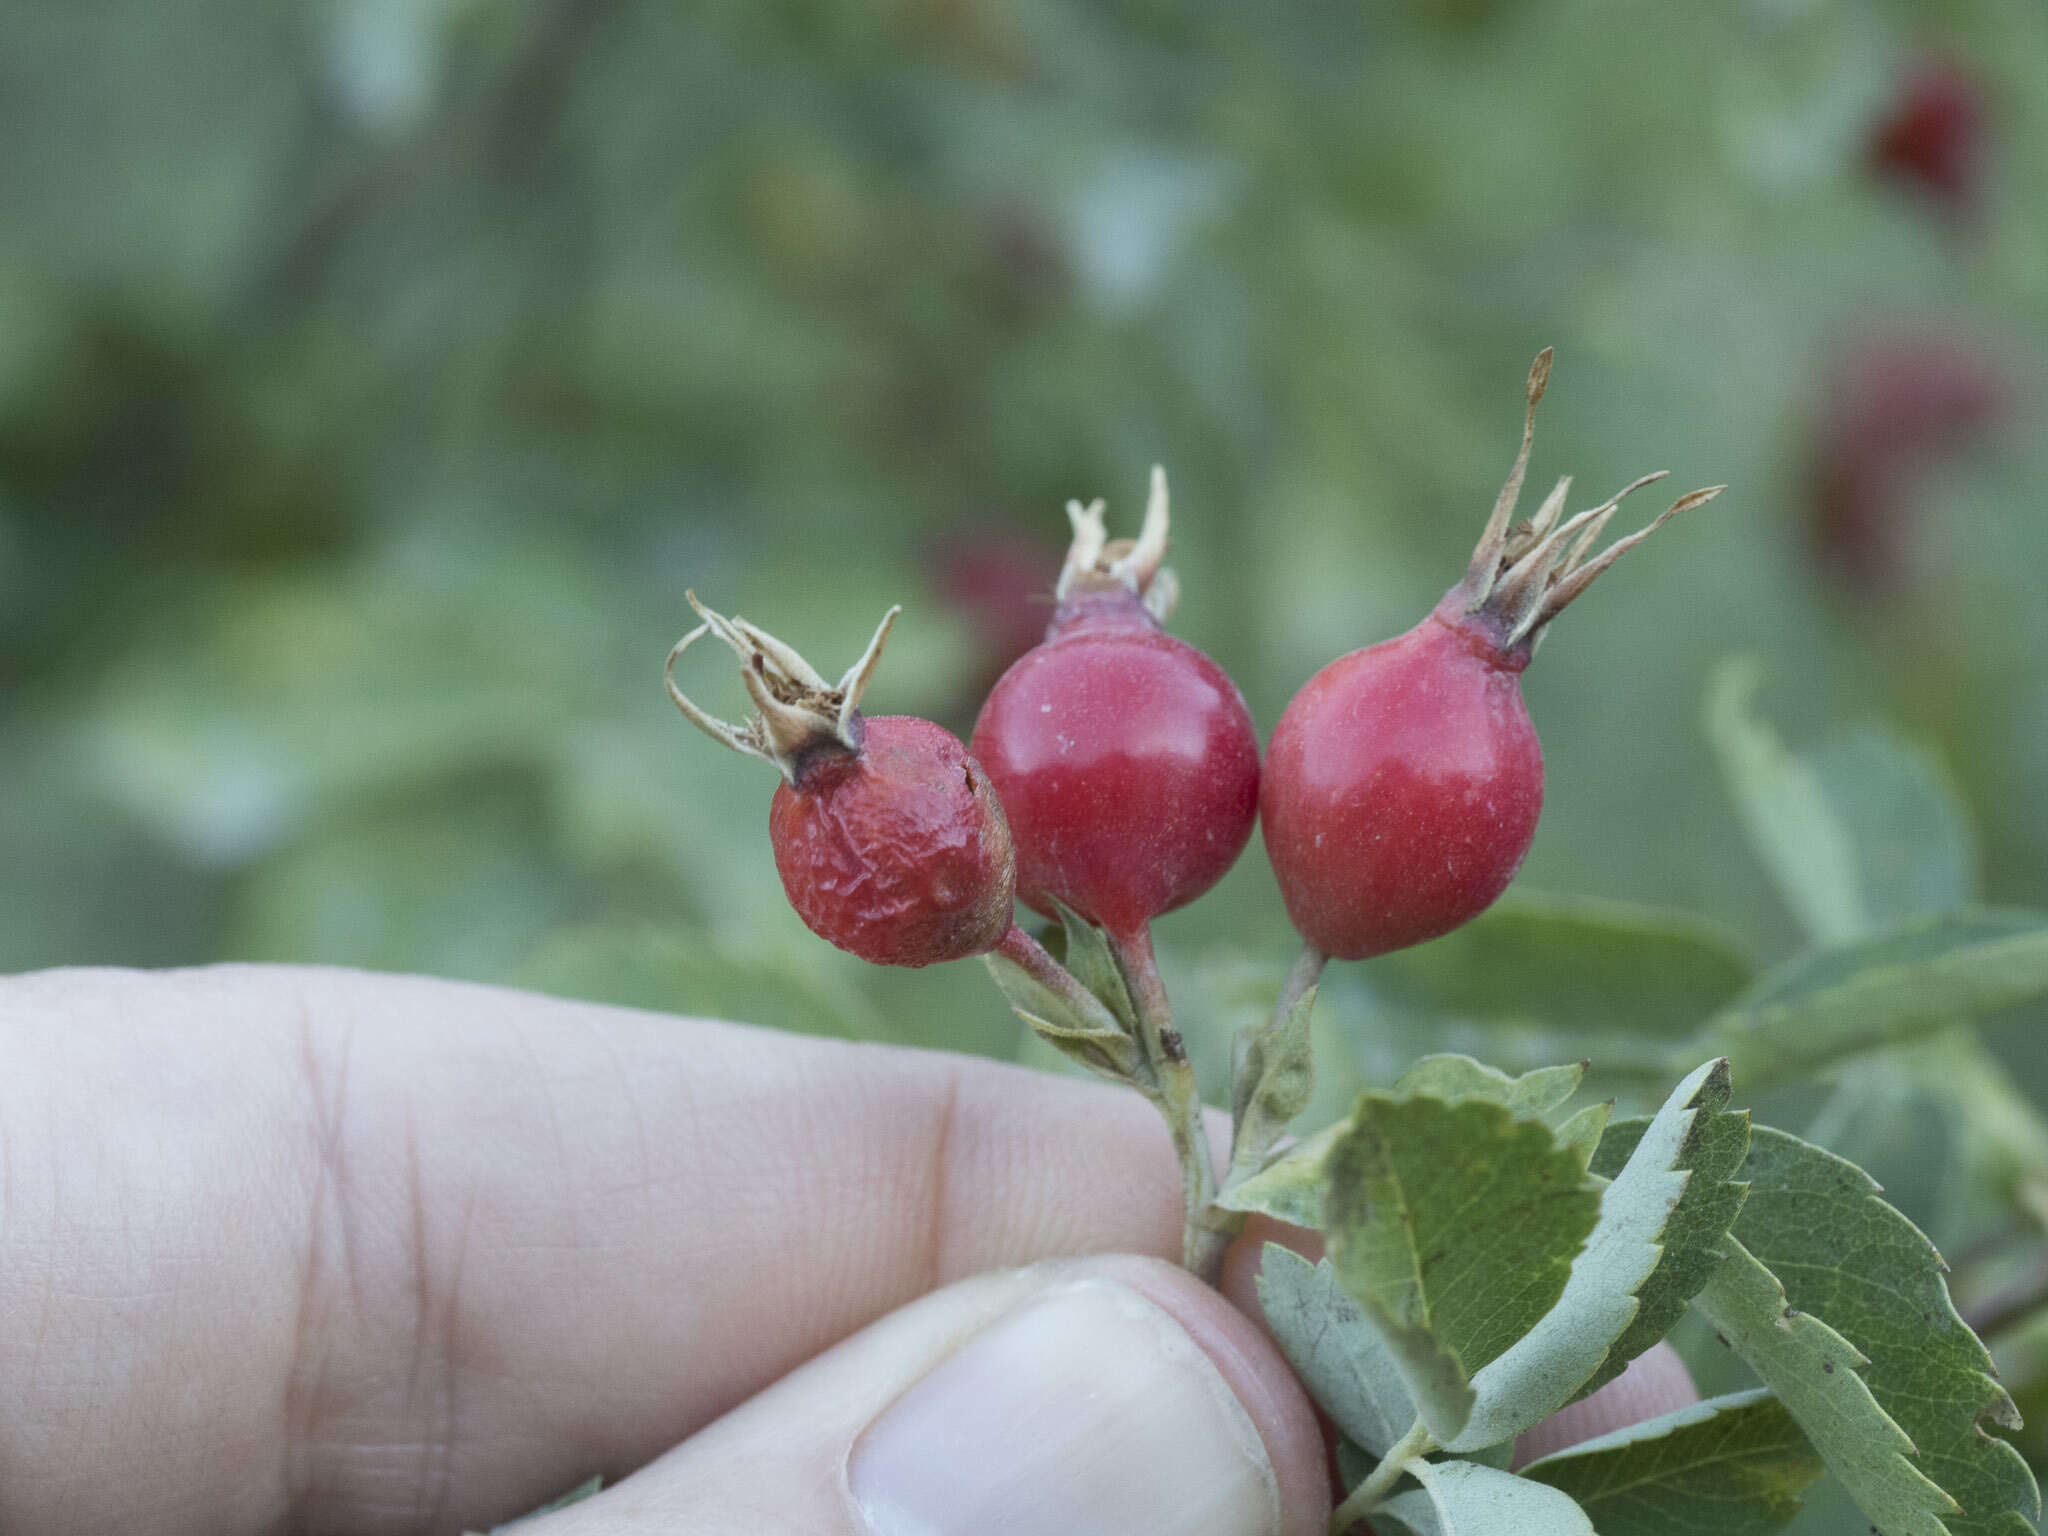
0,964,1204,1536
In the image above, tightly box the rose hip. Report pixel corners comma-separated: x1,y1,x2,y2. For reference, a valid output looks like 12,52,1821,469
969,470,1261,939
1870,53,1989,225
1262,352,1722,960
666,595,1015,967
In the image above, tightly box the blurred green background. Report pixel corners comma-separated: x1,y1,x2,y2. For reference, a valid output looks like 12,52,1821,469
4,0,2048,1522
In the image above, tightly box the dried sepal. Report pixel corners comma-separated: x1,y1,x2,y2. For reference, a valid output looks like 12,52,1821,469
664,591,900,784
1055,464,1175,604
1452,351,1724,655
1462,347,1553,595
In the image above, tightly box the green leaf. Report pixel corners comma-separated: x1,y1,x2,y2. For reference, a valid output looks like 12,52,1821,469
1366,890,1753,1039
1450,1060,1744,1450
1726,1126,2039,1536
1689,1234,1956,1536
982,949,1141,1083
1803,726,1977,928
1375,1458,1594,1536
1257,1246,1417,1457
1578,1065,1751,1395
1705,659,1975,944
1805,1028,2048,1254
1042,897,1140,1034
1520,1389,1825,1536
1695,909,2048,1088
1554,1100,1614,1174
1227,980,1318,1185
1214,1114,1349,1229
1220,1058,1588,1232
1325,1092,1603,1443
1393,1055,1588,1117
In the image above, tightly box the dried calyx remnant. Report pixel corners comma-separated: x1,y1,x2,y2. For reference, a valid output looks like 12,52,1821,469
1448,348,1725,657
664,591,899,784
1054,464,1179,625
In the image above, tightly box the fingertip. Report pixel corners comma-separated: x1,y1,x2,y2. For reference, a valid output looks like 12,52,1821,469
1097,1255,1333,1536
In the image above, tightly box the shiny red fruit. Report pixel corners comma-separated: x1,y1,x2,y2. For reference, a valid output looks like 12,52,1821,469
972,591,1260,937
969,471,1260,938
1262,605,1542,960
1262,351,1720,962
771,715,1016,967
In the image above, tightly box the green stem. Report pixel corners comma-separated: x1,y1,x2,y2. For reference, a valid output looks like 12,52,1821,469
1331,1419,1436,1534
1110,923,1223,1282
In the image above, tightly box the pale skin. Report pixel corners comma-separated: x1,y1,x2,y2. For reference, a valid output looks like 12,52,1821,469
0,965,1693,1534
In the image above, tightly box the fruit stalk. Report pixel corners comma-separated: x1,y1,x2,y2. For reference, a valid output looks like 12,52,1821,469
1110,923,1226,1280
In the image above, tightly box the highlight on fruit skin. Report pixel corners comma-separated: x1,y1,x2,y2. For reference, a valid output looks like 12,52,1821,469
665,593,1017,968
969,468,1262,939
1261,351,1725,962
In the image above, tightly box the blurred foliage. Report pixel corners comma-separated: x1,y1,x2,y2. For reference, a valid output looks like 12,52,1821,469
6,2,2048,1524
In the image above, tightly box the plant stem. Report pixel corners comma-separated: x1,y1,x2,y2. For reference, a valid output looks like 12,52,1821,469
1110,923,1223,1281
1330,1418,1436,1534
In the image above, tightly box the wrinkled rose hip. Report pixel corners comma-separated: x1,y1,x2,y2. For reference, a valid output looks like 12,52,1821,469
667,596,1015,967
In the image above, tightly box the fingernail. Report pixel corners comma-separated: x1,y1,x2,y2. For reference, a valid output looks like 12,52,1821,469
847,1277,1281,1536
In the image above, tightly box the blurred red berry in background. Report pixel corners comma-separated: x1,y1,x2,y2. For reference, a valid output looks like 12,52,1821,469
928,526,1061,713
1804,333,2007,595
1868,54,1989,225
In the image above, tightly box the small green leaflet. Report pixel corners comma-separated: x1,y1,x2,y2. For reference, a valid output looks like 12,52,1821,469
1730,1126,2039,1536
1325,1090,1602,1443
1214,1114,1347,1229
1226,980,1318,1188
983,906,1141,1083
1374,1457,1594,1536
1691,1235,1954,1536
1695,909,2048,1089
1705,658,1975,944
1520,1389,1824,1536
1040,897,1140,1032
1393,1054,1586,1116
1219,1058,1587,1231
1448,1060,1739,1451
1365,889,1752,1038
1257,1246,1417,1456
1580,1069,1750,1395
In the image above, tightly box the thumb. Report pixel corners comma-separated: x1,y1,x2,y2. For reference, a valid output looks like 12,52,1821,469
524,1255,1331,1536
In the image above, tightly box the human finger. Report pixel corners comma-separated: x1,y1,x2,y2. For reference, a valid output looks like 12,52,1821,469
0,964,1221,1535
524,1255,1329,1536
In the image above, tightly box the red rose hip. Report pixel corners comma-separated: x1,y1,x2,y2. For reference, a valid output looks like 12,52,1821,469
970,470,1261,938
666,595,1015,967
1262,352,1722,960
